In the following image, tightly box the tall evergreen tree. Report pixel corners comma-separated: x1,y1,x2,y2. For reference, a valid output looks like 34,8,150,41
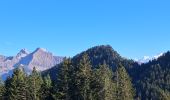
28,67,43,100
7,68,27,100
55,58,72,100
41,74,54,100
115,63,135,100
91,62,116,100
0,77,5,100
71,54,92,100
4,76,12,100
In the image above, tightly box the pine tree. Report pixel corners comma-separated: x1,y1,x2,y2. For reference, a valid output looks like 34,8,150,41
7,68,27,100
91,62,116,100
115,63,135,100
4,76,12,99
28,67,43,100
0,77,5,100
72,54,92,100
41,74,54,100
55,58,72,100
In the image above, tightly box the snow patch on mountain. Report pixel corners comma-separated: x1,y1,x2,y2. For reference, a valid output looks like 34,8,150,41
135,53,163,64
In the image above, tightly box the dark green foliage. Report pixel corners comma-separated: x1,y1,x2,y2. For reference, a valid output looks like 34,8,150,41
28,67,43,100
41,74,54,100
42,45,151,100
70,54,92,100
4,76,12,99
135,52,170,100
44,45,138,81
114,63,135,100
7,68,27,100
0,77,5,100
56,54,119,100
3,45,170,100
72,45,122,70
3,67,55,100
91,62,116,100
54,58,72,99
72,45,138,72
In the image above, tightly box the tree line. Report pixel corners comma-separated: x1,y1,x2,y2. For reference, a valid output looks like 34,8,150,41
0,54,134,100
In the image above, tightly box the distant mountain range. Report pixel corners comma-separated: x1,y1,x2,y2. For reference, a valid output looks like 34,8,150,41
1,45,170,99
0,48,63,80
0,46,165,80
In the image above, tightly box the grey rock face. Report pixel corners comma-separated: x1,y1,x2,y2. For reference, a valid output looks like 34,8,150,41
0,48,63,79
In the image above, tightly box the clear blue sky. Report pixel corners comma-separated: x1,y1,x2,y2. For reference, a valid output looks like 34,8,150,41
0,0,169,59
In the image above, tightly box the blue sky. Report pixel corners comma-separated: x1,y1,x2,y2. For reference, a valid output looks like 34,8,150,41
0,0,169,59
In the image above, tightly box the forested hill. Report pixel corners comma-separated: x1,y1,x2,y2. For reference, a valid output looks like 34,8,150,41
72,45,135,69
134,51,170,99
44,45,138,80
1,45,170,100
43,45,170,100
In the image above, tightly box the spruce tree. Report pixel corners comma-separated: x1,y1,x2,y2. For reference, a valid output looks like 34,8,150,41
72,54,92,100
7,68,27,100
41,74,53,100
55,58,72,100
0,77,5,100
28,67,43,100
115,63,135,100
4,76,12,99
91,62,115,100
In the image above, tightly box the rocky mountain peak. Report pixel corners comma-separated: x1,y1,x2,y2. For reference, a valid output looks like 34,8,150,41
0,48,63,80
34,48,47,53
16,49,30,59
